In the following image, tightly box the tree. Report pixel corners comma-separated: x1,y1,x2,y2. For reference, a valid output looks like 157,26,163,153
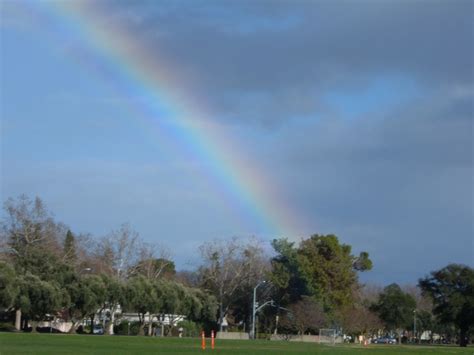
94,223,141,279
123,275,158,335
0,196,71,329
0,196,65,274
198,237,267,331
101,274,125,335
280,296,326,335
15,273,62,332
65,274,107,333
419,264,474,347
371,283,416,342
339,305,382,340
270,235,372,312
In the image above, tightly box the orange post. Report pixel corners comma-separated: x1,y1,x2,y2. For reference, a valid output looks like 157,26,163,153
201,330,206,350
211,330,215,350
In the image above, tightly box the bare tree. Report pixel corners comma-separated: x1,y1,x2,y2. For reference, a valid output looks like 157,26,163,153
0,195,64,261
94,223,141,280
198,236,268,331
340,305,383,339
280,296,326,335
92,223,142,335
136,243,175,281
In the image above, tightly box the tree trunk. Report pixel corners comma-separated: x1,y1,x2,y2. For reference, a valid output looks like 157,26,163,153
138,313,145,336
15,309,21,331
148,314,153,336
31,320,38,333
68,320,78,334
107,306,116,335
219,302,224,332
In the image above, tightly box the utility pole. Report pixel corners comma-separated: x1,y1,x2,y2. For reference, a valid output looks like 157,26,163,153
251,280,266,339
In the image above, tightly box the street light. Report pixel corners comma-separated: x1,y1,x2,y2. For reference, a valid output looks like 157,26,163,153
251,280,266,340
79,267,92,275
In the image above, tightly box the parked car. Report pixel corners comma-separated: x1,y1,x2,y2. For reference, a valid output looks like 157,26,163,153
93,325,104,335
372,337,397,344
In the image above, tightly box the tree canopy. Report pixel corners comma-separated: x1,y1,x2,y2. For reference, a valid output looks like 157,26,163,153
270,234,372,312
371,283,416,337
419,264,474,347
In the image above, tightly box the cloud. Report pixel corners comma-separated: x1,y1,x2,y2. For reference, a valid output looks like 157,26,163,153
87,0,473,126
2,0,472,282
259,86,473,282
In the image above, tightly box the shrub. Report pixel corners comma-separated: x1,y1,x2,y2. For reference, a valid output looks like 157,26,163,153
0,322,16,332
177,320,201,337
114,320,140,336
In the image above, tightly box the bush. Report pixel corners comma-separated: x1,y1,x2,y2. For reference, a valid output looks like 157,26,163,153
177,320,201,338
0,322,16,332
114,320,140,336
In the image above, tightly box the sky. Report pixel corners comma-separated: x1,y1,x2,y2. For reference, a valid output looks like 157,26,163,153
0,0,472,284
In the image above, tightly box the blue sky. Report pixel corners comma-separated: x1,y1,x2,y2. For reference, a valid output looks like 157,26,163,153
1,0,472,284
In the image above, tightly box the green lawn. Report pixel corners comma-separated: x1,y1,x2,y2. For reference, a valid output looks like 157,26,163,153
0,333,471,355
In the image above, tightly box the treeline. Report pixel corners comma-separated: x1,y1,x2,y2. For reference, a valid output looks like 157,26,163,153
0,196,472,347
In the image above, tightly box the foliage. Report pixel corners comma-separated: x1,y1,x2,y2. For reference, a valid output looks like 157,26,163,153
63,230,77,264
270,234,372,312
0,262,19,309
177,320,201,337
0,194,466,344
419,263,474,347
339,304,382,337
16,273,62,330
65,275,107,332
136,258,176,280
114,320,140,336
279,296,326,335
371,283,416,333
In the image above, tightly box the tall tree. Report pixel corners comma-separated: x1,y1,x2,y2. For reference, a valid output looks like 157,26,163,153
198,237,267,331
419,264,474,347
271,234,372,312
0,195,64,273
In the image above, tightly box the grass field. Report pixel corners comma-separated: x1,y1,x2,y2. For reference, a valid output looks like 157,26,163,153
0,333,472,355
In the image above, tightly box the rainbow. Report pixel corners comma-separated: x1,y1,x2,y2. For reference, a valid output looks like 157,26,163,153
29,0,309,238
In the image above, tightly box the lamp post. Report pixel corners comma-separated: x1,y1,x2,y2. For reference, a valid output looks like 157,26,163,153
80,267,92,275
251,280,266,340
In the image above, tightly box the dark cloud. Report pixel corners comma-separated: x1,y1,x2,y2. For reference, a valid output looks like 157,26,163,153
92,0,473,125
262,87,473,283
